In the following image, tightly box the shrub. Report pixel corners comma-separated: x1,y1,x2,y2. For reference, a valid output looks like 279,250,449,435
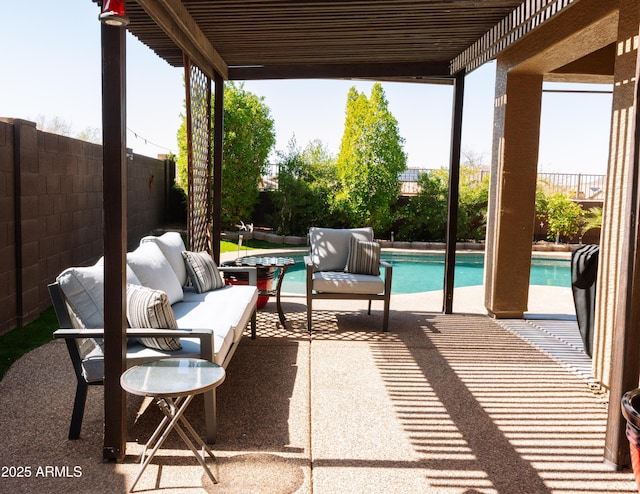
540,192,584,243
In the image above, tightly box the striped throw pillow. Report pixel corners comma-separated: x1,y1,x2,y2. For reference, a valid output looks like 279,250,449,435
126,284,181,351
182,251,225,293
344,237,381,276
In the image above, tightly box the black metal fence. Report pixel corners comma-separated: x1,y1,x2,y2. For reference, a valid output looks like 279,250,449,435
537,172,605,200
261,164,606,201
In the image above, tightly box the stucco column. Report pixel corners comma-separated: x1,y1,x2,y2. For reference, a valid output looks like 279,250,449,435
593,4,639,391
485,66,543,318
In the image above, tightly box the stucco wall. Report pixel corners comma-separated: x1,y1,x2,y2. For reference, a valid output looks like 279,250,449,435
593,0,640,390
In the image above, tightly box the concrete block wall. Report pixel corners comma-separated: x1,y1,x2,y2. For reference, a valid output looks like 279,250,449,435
0,118,174,334
0,120,17,332
126,153,169,249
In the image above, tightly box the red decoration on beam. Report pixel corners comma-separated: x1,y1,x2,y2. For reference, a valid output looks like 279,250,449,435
99,0,130,27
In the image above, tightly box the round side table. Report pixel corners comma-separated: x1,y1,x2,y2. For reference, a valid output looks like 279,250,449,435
121,358,226,492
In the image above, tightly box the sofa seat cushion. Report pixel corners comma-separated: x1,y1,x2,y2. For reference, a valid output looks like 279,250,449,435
312,271,384,295
172,302,235,364
309,227,374,272
179,285,258,343
125,336,224,365
80,333,228,382
81,345,105,383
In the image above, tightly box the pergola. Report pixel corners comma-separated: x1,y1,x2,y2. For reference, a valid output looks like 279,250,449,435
95,0,640,470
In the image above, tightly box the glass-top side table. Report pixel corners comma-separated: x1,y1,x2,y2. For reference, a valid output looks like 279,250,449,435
121,358,226,492
223,256,296,326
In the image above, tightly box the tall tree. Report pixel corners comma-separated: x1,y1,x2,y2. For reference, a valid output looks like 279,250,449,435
177,82,275,229
271,138,337,235
336,83,407,233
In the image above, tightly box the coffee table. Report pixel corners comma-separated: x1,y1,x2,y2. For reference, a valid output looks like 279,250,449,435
121,358,226,492
223,256,295,326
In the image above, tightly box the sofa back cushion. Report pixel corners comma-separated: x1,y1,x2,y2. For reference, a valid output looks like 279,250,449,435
57,264,106,329
127,242,184,305
309,227,374,272
56,260,141,329
140,232,188,286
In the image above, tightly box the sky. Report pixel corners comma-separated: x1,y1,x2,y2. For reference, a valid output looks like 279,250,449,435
1,0,614,174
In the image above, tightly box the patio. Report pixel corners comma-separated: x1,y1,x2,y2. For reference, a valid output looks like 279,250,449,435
75,0,640,469
1,287,636,493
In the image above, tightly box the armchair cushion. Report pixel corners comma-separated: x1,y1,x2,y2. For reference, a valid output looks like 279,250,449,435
345,237,381,276
126,284,182,351
309,227,374,271
312,271,385,294
182,251,225,293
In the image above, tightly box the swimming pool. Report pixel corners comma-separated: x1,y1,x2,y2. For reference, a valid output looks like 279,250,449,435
279,252,571,294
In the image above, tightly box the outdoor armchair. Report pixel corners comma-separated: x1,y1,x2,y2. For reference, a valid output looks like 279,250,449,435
305,227,392,332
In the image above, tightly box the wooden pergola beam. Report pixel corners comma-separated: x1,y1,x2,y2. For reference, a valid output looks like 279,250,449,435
452,0,578,74
135,0,228,80
228,61,452,81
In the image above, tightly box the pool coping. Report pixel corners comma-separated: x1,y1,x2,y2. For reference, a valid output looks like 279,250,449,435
222,247,572,299
221,246,572,262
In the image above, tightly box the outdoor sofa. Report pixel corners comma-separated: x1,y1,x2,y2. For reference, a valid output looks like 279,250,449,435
49,232,258,443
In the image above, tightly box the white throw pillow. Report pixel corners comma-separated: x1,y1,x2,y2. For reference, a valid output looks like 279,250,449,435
140,232,188,286
127,242,184,305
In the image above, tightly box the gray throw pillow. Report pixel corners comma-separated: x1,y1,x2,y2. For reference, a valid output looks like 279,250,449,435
182,251,225,293
344,237,381,276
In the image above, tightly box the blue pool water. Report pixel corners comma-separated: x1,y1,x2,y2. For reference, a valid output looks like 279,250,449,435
280,253,571,294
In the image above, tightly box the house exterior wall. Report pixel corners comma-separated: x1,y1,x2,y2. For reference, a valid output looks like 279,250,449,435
0,118,175,334
593,0,640,391
483,0,638,394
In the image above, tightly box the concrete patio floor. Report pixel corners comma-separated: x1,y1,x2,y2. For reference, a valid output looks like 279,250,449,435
0,286,636,493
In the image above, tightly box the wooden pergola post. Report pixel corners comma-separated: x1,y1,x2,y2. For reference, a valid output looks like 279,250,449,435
212,73,224,264
101,21,127,462
443,70,465,314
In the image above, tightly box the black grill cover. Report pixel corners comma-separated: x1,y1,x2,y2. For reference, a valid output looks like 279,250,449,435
571,244,599,357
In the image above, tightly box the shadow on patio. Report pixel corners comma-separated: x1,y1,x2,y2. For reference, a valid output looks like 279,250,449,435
0,294,636,493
